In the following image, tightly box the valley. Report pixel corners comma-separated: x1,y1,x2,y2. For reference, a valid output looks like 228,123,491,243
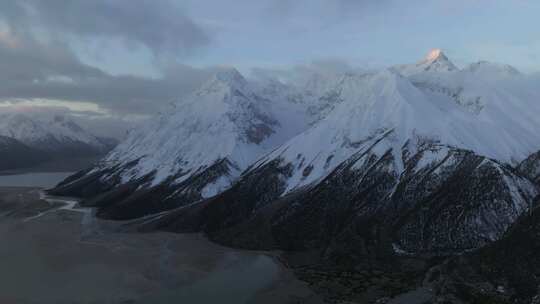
2,2,539,303
0,186,321,304
46,50,540,303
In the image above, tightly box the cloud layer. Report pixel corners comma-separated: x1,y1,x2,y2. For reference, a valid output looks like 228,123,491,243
0,0,223,127
0,0,539,138
0,0,210,55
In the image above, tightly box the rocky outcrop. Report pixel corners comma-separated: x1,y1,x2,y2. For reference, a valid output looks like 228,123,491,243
142,141,537,260
519,150,540,185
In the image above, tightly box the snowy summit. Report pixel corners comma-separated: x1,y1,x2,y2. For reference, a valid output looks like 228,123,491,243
53,50,540,256
424,48,445,62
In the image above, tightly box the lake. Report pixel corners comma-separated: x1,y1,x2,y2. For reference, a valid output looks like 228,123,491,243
0,172,73,188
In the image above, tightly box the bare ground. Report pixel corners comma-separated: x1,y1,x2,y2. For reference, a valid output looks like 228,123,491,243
0,187,322,304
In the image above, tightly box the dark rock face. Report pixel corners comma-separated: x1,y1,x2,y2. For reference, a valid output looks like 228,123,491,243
472,196,540,302
52,142,538,259
52,142,537,258
424,196,540,304
519,150,540,185
48,161,137,199
270,146,534,256
134,158,295,248
0,136,50,171
49,158,241,220
139,142,537,261
393,151,534,254
49,145,540,302
124,143,536,303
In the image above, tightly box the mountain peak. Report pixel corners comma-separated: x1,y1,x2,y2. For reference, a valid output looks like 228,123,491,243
418,48,457,72
0,112,105,152
212,67,247,87
424,48,445,62
465,60,521,77
195,67,249,96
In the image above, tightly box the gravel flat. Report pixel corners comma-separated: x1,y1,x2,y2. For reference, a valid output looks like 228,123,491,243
0,187,321,304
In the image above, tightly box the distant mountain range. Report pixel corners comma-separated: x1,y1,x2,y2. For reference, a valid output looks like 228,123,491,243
0,113,117,171
50,50,540,302
0,136,49,170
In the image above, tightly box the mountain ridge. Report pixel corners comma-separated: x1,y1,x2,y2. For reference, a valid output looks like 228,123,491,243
50,50,540,257
48,50,540,302
0,113,112,154
0,113,117,170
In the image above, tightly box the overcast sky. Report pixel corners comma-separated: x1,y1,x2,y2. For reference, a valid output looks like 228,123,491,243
0,0,539,138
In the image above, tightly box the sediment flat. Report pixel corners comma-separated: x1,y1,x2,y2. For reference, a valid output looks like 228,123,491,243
0,187,322,304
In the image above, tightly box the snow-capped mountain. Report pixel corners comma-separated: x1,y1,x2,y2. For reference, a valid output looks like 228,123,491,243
464,60,522,79
105,68,309,186
179,65,539,254
393,48,458,76
51,50,540,257
51,68,313,218
251,68,539,194
0,113,113,155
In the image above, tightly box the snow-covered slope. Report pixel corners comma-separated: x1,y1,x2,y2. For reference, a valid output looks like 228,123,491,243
110,69,309,184
0,113,108,154
62,68,312,215
252,67,540,194
182,63,538,254
52,50,540,255
252,71,375,125
464,60,521,79
393,48,458,76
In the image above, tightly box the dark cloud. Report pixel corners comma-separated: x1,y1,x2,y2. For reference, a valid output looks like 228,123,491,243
0,0,394,136
0,54,222,115
0,18,218,116
0,0,210,55
0,32,105,83
264,0,393,20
